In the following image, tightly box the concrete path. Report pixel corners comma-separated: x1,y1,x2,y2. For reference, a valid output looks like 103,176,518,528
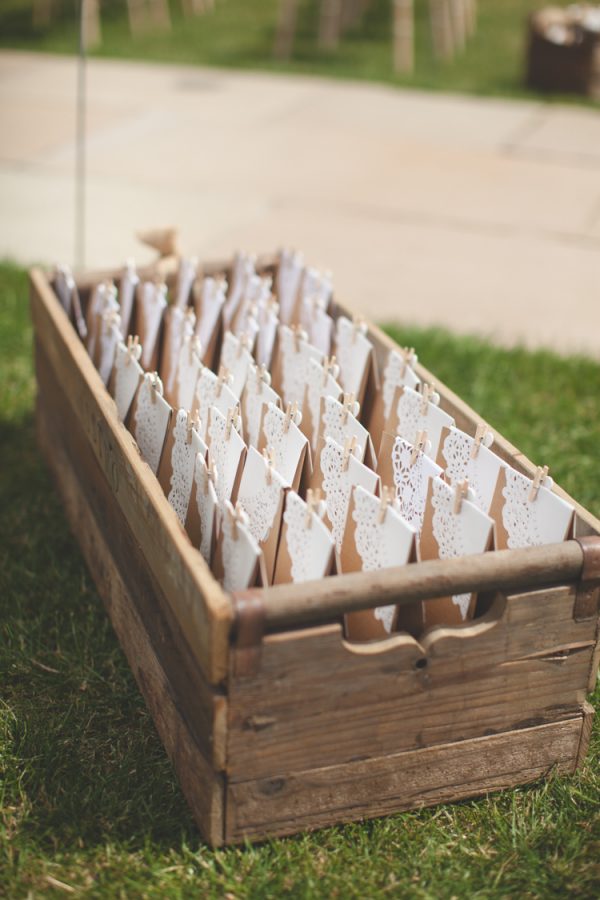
1,51,599,356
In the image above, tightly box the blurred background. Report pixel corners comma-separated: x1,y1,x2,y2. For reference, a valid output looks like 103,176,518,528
1,1,599,352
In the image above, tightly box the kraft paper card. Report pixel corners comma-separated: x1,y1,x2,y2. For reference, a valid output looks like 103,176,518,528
310,436,380,555
258,402,311,493
489,466,574,550
240,364,281,448
157,408,208,524
237,445,288,584
342,485,417,642
276,248,304,325
174,256,197,310
272,324,323,407
134,280,168,371
193,276,226,370
192,367,239,444
160,305,196,405
110,338,144,422
97,313,122,387
273,490,336,585
413,477,495,632
436,425,504,514
186,452,219,565
118,260,139,339
333,315,378,413
368,347,420,447
302,357,343,452
213,501,267,593
219,330,255,399
129,373,173,476
316,394,376,469
174,333,203,412
207,406,247,507
387,385,455,462
377,433,443,535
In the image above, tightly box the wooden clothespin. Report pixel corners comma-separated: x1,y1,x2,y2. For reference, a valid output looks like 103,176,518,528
225,405,240,440
228,502,245,541
126,334,140,365
342,392,357,424
291,324,305,353
237,333,252,359
186,410,200,444
188,335,202,365
205,459,217,496
471,423,490,459
284,401,298,434
342,435,357,472
304,488,322,528
410,430,427,465
216,365,230,398
352,314,367,343
148,372,163,405
528,465,549,503
453,479,469,515
400,346,415,377
377,486,394,524
322,355,337,388
262,447,276,485
420,382,435,415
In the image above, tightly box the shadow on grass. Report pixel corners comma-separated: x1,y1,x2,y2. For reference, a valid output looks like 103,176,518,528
0,413,198,852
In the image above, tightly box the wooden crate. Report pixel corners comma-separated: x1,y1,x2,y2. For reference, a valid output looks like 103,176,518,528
29,260,600,847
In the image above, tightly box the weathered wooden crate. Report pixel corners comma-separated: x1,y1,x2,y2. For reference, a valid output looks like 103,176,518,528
29,259,600,847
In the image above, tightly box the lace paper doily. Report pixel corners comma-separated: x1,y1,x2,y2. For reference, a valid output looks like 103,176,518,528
283,492,313,583
430,478,471,620
167,411,196,524
320,440,355,552
134,377,169,475
194,455,216,564
382,350,419,419
501,468,543,549
391,439,428,533
240,477,282,544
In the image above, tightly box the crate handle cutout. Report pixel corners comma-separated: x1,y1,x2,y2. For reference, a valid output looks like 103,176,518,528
239,538,600,632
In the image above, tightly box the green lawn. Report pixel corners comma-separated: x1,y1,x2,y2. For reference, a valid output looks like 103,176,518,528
0,0,596,102
1,260,599,897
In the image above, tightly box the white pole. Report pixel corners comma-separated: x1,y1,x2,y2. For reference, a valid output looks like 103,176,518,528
75,0,87,270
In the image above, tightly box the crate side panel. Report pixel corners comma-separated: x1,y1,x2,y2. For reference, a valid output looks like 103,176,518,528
35,347,227,768
226,715,585,842
30,268,232,685
36,398,225,846
227,590,596,780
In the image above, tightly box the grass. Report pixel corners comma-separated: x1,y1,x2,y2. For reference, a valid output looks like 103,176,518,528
1,259,599,897
0,0,597,104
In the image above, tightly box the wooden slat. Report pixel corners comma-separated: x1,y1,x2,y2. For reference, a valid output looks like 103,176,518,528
226,715,586,841
250,541,588,630
36,399,225,846
228,588,596,780
30,268,232,685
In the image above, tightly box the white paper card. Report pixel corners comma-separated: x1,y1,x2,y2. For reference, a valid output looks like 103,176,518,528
281,491,335,584
136,281,167,370
220,501,261,593
389,436,443,534
260,402,307,487
334,315,373,397
192,453,219,564
238,446,287,545
241,365,281,448
133,375,172,475
277,249,304,324
319,395,371,464
167,409,208,524
98,316,122,386
499,468,574,549
439,426,505,513
112,340,144,422
395,386,455,460
382,349,420,421
207,407,246,507
304,357,343,451
175,334,203,411
220,330,254,399
118,260,139,338
193,368,239,444
175,256,197,309
278,325,323,406
194,276,225,359
320,436,380,552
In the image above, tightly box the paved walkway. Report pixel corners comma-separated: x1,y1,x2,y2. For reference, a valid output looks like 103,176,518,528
1,51,599,356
